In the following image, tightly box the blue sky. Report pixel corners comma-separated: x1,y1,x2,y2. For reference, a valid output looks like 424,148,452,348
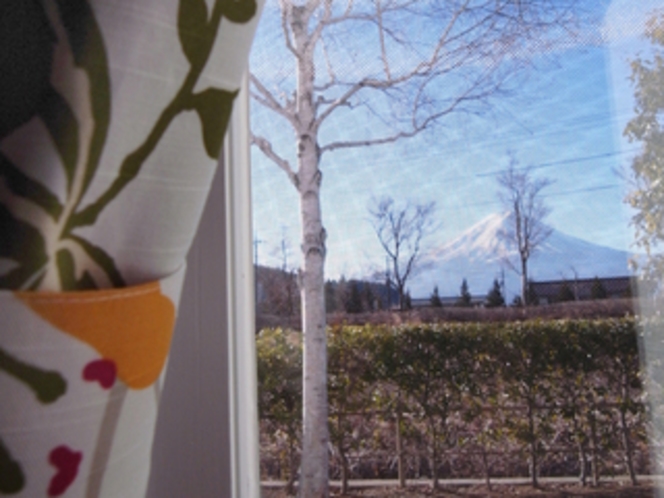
250,1,661,281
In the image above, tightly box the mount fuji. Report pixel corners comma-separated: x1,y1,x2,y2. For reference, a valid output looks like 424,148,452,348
409,212,636,301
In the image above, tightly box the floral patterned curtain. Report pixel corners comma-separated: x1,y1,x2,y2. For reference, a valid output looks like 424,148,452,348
0,0,261,495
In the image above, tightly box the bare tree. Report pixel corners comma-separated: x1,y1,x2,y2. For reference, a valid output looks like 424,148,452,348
257,236,300,318
251,2,584,494
369,197,436,310
497,157,553,305
275,234,299,316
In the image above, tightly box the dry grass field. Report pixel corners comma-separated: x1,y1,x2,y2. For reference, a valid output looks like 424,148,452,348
257,298,636,332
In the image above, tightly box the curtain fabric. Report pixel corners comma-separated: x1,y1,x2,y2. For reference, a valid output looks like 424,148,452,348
0,1,261,495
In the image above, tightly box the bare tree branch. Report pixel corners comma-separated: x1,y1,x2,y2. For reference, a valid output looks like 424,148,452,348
318,38,337,92
279,0,300,58
320,129,416,154
496,155,553,305
311,1,508,136
307,0,333,50
250,74,297,125
376,0,391,81
313,81,367,129
369,196,436,309
251,134,298,188
319,80,494,155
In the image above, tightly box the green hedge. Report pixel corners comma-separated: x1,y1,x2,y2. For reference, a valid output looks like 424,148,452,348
257,318,649,487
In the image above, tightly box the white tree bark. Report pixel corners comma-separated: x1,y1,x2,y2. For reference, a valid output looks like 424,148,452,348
292,4,329,496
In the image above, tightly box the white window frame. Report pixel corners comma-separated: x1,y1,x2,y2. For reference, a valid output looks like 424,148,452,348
146,77,260,498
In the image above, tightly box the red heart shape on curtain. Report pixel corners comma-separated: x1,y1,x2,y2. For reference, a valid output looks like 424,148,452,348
83,359,117,389
47,445,82,496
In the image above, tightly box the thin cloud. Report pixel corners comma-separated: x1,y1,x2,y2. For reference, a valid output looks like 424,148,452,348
602,2,663,44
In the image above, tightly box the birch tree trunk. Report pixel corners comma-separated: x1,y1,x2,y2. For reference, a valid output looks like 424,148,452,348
297,123,329,497
521,257,529,306
292,7,329,496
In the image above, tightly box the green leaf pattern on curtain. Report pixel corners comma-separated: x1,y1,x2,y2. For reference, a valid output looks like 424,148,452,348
0,0,256,293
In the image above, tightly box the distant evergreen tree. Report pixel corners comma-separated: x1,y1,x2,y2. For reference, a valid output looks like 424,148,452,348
457,279,472,307
363,283,376,312
430,285,443,307
404,291,413,310
375,288,384,310
346,281,364,313
325,281,337,313
526,280,539,306
335,276,349,312
590,277,608,300
486,279,505,308
557,280,575,302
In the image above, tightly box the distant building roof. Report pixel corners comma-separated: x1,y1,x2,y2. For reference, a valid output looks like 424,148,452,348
411,295,487,308
529,276,635,303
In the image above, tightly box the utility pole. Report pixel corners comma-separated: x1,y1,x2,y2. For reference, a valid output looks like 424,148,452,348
280,238,288,272
500,268,506,300
385,256,391,310
253,234,264,308
571,266,579,301
253,234,264,268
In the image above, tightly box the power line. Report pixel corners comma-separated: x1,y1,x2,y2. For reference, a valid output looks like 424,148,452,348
457,183,623,209
475,149,639,178
545,184,623,197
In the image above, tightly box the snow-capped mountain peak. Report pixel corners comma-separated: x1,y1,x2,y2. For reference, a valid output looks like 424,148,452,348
410,212,634,300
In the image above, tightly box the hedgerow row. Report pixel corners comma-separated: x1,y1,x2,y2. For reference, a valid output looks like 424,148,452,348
257,318,653,492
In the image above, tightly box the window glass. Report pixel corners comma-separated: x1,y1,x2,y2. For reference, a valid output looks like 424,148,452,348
250,1,664,493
